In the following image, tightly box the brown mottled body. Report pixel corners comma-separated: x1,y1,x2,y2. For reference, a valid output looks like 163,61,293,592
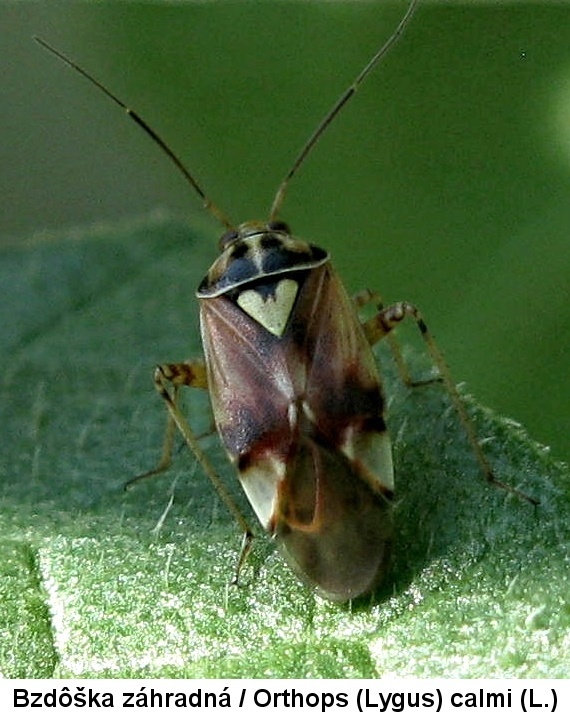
198,222,394,600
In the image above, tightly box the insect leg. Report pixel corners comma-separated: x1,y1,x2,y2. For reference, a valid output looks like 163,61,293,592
152,362,254,583
356,289,416,386
363,300,538,506
124,360,209,490
125,410,178,489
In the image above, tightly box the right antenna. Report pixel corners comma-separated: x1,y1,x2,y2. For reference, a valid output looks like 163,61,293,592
269,0,419,223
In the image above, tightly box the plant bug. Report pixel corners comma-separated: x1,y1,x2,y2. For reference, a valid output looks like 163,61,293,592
35,0,537,602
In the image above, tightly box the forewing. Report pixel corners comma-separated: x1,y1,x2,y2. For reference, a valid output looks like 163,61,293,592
290,264,393,495
199,294,296,528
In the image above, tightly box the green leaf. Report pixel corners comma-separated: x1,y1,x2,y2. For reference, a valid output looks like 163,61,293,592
1,215,568,678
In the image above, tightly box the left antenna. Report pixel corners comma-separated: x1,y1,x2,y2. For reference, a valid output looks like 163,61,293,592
34,37,234,231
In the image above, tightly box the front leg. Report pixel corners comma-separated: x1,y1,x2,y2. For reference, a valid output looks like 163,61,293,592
129,359,254,583
125,360,209,489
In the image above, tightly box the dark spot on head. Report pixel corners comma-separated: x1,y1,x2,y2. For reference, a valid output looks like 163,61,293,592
267,220,291,234
230,240,249,259
260,234,283,251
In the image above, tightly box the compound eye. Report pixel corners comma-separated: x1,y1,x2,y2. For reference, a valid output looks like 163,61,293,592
267,220,291,235
219,228,239,250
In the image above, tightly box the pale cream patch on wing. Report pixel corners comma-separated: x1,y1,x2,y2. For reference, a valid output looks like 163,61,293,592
342,426,394,492
239,455,286,530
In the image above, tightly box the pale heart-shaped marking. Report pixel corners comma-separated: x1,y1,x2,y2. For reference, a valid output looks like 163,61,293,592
237,278,299,337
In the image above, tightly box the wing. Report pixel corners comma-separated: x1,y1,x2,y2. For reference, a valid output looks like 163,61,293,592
290,263,394,497
199,285,298,528
199,260,394,591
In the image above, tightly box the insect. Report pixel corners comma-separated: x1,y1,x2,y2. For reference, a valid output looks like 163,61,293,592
36,0,536,602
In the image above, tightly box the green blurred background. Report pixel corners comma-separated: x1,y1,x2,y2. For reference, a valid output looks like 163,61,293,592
2,1,570,461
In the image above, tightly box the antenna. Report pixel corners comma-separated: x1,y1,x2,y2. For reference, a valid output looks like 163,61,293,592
33,36,234,231
35,0,418,233
269,0,418,222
